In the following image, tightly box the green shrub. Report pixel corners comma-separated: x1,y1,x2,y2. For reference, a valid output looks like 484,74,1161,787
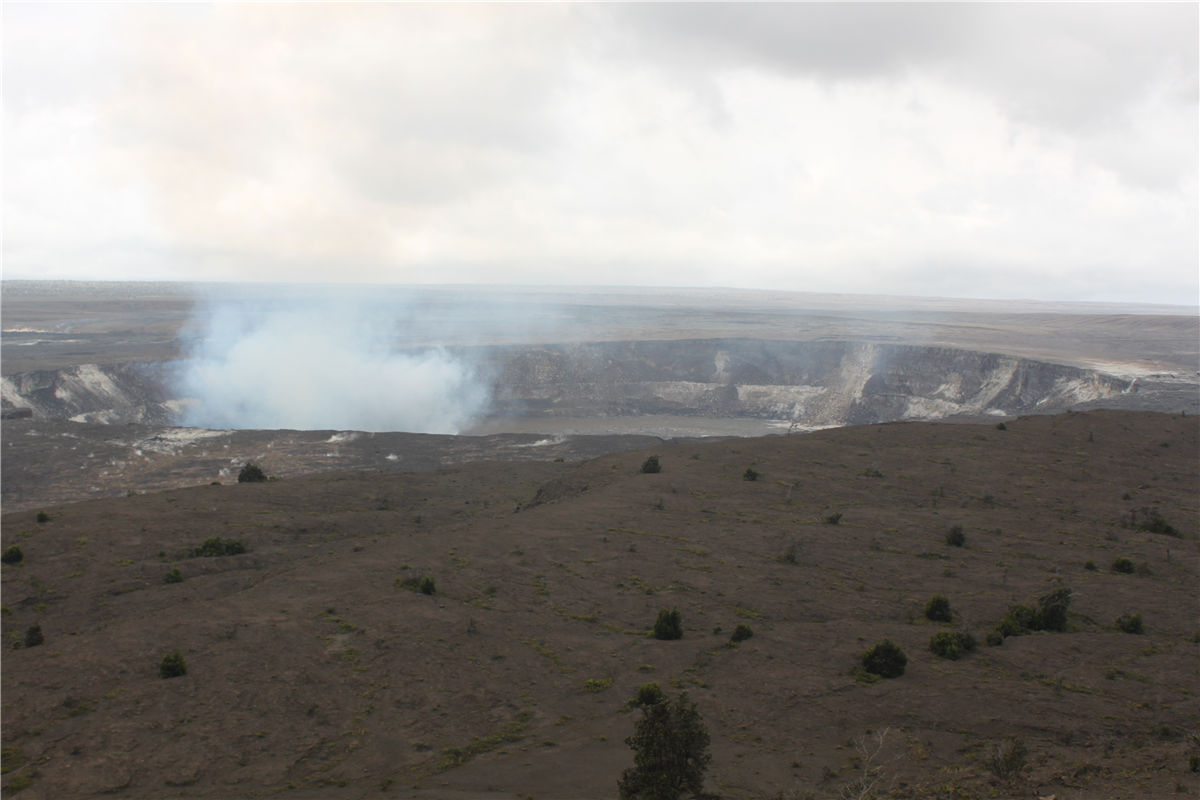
1131,508,1179,537
190,537,247,557
237,463,268,483
929,630,976,660
653,608,683,640
164,568,184,584
994,589,1073,641
860,639,907,678
159,650,187,679
742,467,759,481
945,525,965,547
1084,560,1097,571
35,511,50,524
1036,588,1072,632
585,677,614,693
985,629,1004,647
23,625,43,648
619,692,711,800
397,575,437,595
995,422,1007,431
1,545,23,565
996,604,1037,637
1115,613,1144,634
730,624,754,643
633,682,666,707
824,512,842,525
1111,557,1136,574
640,455,661,474
924,594,952,622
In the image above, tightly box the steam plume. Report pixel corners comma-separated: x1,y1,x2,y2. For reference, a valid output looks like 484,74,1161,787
173,293,489,432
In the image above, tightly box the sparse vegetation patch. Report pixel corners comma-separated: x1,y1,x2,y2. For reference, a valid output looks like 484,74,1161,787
190,537,247,557
1127,507,1179,537
640,455,661,474
991,588,1073,643
2,545,24,565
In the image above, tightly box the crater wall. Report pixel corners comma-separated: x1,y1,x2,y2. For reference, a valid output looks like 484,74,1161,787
1,339,1148,430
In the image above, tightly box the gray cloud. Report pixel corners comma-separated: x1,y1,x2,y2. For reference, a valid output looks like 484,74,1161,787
2,3,1196,304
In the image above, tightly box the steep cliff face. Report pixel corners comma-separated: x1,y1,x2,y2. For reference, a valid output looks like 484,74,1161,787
0,340,1140,429
0,362,174,424
484,339,1132,426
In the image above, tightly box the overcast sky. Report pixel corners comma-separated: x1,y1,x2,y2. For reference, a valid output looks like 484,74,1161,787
3,2,1197,304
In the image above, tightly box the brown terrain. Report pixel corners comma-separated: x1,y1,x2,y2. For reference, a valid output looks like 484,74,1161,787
2,282,1198,799
2,410,1198,799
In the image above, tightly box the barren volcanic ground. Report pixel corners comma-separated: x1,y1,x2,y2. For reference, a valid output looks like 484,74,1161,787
3,410,1198,799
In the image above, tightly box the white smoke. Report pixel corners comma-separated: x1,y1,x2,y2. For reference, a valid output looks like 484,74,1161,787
173,293,491,433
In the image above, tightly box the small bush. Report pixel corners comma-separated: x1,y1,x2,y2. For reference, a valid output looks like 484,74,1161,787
1084,559,1097,571
985,629,1004,647
237,463,268,483
1,545,24,565
824,512,842,525
640,455,661,474
653,608,683,641
994,589,1073,641
945,525,965,547
35,511,51,523
397,575,436,594
164,568,184,584
985,737,1027,779
742,467,759,481
929,630,976,660
925,594,952,623
860,639,907,678
23,625,43,648
190,537,247,557
159,650,187,679
1115,613,1144,634
585,677,614,693
996,604,1038,637
730,624,754,643
632,682,666,707
1111,557,1136,574
995,422,1007,430
1036,588,1072,632
1130,508,1179,537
